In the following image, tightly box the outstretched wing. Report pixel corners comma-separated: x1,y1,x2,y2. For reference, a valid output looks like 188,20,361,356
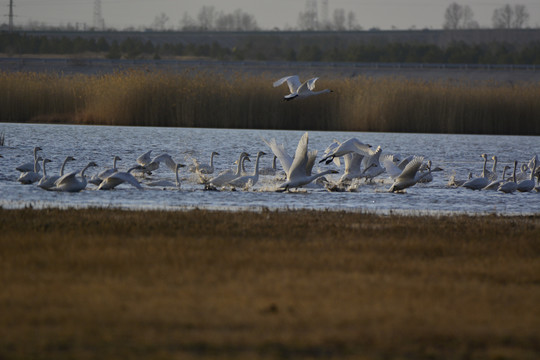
273,75,302,94
396,156,424,181
106,172,142,189
288,132,309,181
262,137,293,176
306,77,319,91
137,150,152,166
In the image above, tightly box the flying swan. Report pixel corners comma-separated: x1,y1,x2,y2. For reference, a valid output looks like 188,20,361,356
273,75,332,101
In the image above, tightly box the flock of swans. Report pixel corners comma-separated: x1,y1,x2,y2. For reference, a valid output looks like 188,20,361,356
11,130,540,195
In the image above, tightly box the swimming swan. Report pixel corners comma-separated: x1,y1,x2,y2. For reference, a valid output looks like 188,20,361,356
462,153,490,190
273,75,332,101
38,155,77,190
209,152,250,187
98,165,144,190
482,165,510,191
277,132,338,191
17,155,43,184
498,161,519,193
226,151,266,189
53,161,98,192
146,163,186,188
89,155,121,185
16,146,42,173
189,151,219,174
517,157,537,192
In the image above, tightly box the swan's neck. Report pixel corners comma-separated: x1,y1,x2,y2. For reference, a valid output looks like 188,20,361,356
492,157,497,173
253,154,262,176
175,166,180,186
209,153,215,167
235,155,245,175
530,160,537,181
42,160,48,177
33,157,40,173
512,162,517,182
481,156,487,178
272,156,277,170
307,169,334,182
113,157,118,169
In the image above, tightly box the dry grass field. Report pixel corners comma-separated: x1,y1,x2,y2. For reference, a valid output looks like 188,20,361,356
1,208,539,360
1,70,540,134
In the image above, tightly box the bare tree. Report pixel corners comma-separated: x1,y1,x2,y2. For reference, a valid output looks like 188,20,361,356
180,12,197,30
332,8,346,31
443,3,477,29
512,4,530,28
347,10,360,30
493,4,513,28
198,6,217,30
151,13,169,31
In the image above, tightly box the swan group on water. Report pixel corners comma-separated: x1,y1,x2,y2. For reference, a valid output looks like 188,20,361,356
8,130,539,195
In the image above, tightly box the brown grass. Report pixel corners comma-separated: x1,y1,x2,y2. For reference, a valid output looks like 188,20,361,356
1,208,539,360
1,70,540,134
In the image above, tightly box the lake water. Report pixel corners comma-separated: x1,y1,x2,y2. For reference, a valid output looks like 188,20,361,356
1,123,539,215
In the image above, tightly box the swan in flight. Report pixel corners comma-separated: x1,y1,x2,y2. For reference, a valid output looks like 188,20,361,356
38,156,77,190
16,146,42,173
277,132,338,191
208,152,250,187
462,153,490,190
273,75,332,101
517,157,537,192
188,151,219,174
361,146,385,182
388,157,443,193
319,137,372,165
98,165,144,190
53,161,98,192
146,163,185,188
89,155,121,185
17,156,43,184
226,151,266,189
498,161,518,193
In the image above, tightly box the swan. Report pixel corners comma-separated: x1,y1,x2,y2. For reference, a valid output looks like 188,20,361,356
226,151,266,189
462,153,490,190
36,158,53,187
98,165,144,190
263,136,318,180
273,75,332,101
517,157,537,192
482,165,510,190
388,157,443,193
16,146,42,173
146,163,186,188
89,155,121,185
338,152,365,183
17,155,43,184
53,161,98,192
447,170,472,187
361,146,385,182
514,163,530,182
277,132,338,191
259,155,278,176
208,152,250,187
498,161,518,193
319,138,372,165
188,151,219,174
37,155,77,190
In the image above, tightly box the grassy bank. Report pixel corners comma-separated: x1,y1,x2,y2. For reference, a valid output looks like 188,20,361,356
1,70,540,134
1,208,539,359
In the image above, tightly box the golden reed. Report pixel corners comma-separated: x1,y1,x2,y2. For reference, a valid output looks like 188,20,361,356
1,70,539,134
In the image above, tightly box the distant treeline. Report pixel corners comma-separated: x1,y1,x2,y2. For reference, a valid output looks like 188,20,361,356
2,32,540,64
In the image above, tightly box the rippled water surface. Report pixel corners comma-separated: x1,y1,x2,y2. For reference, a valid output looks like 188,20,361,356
1,123,539,215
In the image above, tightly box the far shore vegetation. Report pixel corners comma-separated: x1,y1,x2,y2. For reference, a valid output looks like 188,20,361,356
1,208,539,360
1,69,539,134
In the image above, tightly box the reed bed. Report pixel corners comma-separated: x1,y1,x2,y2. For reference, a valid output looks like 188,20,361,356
0,208,539,360
1,69,540,134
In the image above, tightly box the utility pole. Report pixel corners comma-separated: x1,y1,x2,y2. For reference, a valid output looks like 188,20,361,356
8,0,14,32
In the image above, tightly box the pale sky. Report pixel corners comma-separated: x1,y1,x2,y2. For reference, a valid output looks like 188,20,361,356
8,0,540,30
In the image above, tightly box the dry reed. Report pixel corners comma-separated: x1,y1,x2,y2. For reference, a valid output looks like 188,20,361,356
0,208,539,360
1,70,539,134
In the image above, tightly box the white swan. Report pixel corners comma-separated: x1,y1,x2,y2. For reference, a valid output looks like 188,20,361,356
498,161,519,194
447,170,472,187
209,152,250,187
188,151,219,174
338,152,365,183
361,146,385,182
517,157,537,192
226,151,266,189
17,155,43,184
277,132,338,191
273,75,332,101
482,165,510,191
462,153,490,190
53,161,98,192
38,156,77,190
388,157,443,193
89,155,121,185
319,137,372,165
16,146,42,173
98,165,144,190
146,163,185,188
36,158,53,188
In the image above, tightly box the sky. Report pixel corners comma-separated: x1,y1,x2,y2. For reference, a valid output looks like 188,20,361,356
7,0,540,30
